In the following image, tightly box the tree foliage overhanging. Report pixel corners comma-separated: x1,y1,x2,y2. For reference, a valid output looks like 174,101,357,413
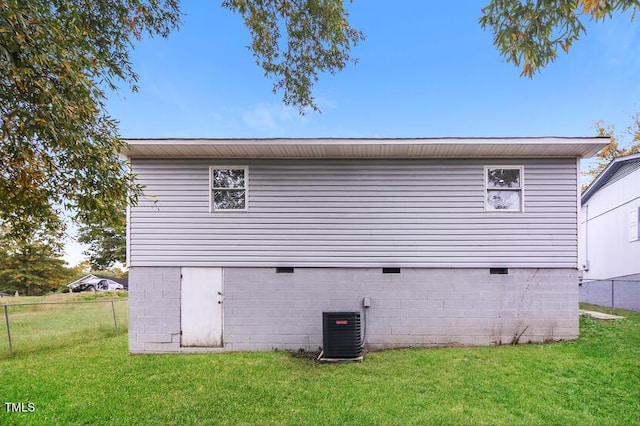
0,0,182,246
1,0,365,259
480,0,640,77
222,0,365,113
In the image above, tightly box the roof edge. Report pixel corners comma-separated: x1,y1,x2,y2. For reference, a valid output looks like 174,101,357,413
121,137,608,159
123,136,608,140
582,152,640,204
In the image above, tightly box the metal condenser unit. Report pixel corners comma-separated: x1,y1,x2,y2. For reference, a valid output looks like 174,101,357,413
321,311,362,361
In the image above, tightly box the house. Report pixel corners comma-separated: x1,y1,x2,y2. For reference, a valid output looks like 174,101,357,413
68,274,128,292
122,137,607,353
579,153,640,311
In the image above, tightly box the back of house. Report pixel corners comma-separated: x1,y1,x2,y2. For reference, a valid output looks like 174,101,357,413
123,137,606,353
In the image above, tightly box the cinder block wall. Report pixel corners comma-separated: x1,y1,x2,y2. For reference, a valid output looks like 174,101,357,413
128,267,182,353
129,267,579,353
223,267,578,351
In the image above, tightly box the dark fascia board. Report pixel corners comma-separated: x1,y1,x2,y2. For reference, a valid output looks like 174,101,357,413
581,152,640,204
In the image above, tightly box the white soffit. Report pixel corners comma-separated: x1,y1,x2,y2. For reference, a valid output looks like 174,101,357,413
121,137,608,159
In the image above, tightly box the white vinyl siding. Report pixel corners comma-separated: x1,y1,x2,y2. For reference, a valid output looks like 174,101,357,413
129,158,578,268
581,163,640,281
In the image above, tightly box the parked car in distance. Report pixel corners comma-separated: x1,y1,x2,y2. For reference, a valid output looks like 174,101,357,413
69,278,124,292
0,292,9,297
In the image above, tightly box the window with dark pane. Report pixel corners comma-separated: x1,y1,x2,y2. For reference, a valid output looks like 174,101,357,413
485,167,523,212
211,168,247,211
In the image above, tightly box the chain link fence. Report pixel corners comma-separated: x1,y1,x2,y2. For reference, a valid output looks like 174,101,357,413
579,277,640,314
1,299,127,358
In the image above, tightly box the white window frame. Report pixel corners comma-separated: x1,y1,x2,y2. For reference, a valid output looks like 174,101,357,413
210,166,249,212
484,166,524,213
630,207,640,242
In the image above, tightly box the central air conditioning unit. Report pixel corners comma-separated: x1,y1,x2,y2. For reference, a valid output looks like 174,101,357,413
321,311,362,361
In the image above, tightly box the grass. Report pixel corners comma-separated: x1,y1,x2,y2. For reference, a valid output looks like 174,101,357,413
0,292,128,358
0,302,638,425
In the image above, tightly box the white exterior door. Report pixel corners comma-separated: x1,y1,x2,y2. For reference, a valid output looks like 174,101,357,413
181,267,223,347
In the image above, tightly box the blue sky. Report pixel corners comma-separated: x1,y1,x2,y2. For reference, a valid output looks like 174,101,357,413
64,1,640,264
107,1,640,138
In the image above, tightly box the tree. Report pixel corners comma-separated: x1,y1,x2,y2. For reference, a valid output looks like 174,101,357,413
480,0,640,77
583,111,640,185
77,210,126,270
0,226,75,295
1,0,182,246
222,0,365,113
1,1,364,249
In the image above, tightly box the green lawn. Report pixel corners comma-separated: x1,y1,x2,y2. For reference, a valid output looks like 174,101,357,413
0,302,638,425
0,292,128,358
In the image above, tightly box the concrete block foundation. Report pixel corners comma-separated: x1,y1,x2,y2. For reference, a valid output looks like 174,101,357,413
129,267,579,353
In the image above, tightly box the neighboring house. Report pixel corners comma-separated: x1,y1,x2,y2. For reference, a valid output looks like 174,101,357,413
122,137,606,354
68,274,128,292
579,153,640,311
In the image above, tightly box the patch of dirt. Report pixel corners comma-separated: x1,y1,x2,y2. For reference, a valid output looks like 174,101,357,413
289,351,321,361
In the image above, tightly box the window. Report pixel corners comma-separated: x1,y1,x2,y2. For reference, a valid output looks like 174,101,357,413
630,207,640,242
485,167,523,212
211,167,248,211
